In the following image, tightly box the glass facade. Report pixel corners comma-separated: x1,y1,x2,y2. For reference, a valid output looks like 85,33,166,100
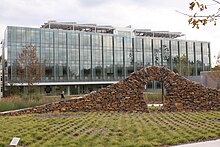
3,26,211,95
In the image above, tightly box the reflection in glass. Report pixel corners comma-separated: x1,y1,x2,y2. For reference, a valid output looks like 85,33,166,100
4,26,211,87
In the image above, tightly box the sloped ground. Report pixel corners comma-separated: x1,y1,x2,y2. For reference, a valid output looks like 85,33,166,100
0,111,219,146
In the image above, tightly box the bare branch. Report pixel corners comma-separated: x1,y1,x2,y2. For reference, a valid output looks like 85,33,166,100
212,0,220,5
176,10,220,18
175,10,191,16
16,44,44,86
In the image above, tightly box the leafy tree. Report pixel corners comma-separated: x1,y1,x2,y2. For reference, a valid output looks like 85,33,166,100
16,45,44,95
173,55,193,76
177,0,220,28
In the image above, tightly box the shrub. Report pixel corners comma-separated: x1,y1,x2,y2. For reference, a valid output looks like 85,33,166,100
0,94,69,112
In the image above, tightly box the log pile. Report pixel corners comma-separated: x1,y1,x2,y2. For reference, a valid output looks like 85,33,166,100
1,66,219,116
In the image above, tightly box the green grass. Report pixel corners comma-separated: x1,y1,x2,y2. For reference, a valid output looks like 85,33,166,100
0,96,72,112
148,106,161,112
0,111,219,147
143,92,163,104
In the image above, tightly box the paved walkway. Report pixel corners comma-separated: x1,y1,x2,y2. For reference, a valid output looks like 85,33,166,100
173,139,220,147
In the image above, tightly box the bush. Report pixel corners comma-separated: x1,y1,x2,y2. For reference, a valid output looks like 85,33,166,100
7,84,22,96
31,94,43,101
0,94,71,112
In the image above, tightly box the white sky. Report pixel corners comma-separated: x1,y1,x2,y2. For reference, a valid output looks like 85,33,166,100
0,0,219,66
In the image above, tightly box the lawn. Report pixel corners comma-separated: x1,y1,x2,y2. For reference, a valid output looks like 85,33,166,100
0,111,219,147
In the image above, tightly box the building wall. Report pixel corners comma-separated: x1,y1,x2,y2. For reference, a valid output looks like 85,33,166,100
3,26,211,95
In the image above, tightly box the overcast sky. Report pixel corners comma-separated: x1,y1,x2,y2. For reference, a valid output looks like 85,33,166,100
0,0,219,66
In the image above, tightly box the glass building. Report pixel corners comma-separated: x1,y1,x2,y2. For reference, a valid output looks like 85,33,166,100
2,21,211,95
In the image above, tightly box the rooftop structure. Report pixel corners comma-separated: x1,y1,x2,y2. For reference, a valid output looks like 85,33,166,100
133,29,184,38
41,20,115,34
41,20,184,38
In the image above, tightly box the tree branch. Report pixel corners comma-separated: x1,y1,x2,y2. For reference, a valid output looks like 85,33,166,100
175,10,220,17
212,0,220,5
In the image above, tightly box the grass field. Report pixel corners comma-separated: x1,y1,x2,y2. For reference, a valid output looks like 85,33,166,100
0,111,219,147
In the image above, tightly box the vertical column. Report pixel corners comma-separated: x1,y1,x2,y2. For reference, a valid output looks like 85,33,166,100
151,39,154,66
208,43,211,71
177,41,180,74
132,38,135,71
2,39,5,97
151,39,155,89
67,85,70,95
201,42,204,71
193,42,197,76
160,40,163,66
122,37,125,79
186,42,189,76
78,33,81,80
53,31,56,81
142,39,144,68
112,36,116,79
124,38,127,78
169,40,172,70
66,32,69,80
39,29,42,81
101,35,104,79
90,34,93,80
